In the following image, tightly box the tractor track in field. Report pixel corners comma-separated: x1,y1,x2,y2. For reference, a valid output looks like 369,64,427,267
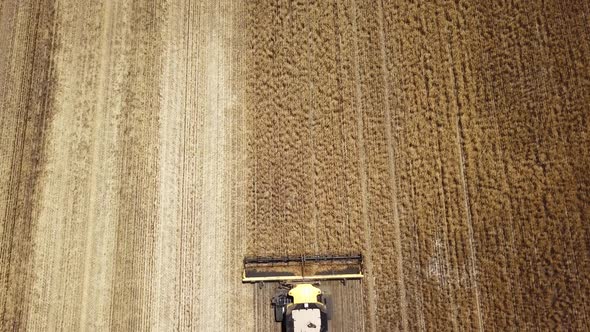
1,0,589,331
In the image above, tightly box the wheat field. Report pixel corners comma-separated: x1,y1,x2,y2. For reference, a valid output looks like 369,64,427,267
1,0,589,331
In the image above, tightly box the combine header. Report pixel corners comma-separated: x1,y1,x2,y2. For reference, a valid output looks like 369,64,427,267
242,254,363,282
243,254,363,332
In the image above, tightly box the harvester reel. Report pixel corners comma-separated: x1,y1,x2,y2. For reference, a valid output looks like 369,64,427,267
242,254,363,283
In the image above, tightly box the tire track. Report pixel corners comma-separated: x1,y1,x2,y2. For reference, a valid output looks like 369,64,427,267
376,1,408,329
0,1,57,329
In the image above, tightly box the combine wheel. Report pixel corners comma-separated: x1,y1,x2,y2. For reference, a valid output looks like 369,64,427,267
274,305,285,322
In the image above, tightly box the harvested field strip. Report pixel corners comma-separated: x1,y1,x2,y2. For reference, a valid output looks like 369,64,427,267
1,0,249,330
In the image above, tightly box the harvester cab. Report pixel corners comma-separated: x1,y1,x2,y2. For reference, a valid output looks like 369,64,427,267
242,254,363,332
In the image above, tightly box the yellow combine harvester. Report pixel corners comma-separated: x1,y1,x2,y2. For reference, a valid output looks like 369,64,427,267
242,254,363,332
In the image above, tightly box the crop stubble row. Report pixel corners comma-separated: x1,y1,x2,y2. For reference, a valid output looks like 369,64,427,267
0,0,250,330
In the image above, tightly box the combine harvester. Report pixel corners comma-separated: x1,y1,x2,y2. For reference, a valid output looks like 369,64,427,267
243,254,363,332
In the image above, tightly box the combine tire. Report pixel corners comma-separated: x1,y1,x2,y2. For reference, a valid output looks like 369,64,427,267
275,305,285,322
